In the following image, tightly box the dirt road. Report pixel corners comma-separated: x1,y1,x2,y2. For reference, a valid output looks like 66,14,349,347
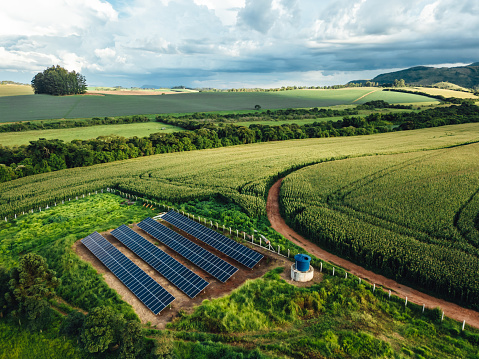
266,178,479,329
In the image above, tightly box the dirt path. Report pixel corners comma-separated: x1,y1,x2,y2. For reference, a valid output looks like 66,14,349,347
352,89,379,103
267,178,479,329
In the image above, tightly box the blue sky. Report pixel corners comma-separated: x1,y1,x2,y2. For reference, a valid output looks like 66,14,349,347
1,0,478,88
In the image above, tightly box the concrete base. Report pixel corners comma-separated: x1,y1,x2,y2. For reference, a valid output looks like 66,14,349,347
291,263,314,282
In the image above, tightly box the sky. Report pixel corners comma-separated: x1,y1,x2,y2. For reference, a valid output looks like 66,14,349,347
1,0,478,88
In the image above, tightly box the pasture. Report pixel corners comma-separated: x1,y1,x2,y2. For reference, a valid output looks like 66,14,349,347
0,121,183,147
0,88,437,123
0,84,33,97
410,86,479,99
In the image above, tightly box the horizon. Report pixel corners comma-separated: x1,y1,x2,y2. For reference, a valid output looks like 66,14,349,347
1,0,478,88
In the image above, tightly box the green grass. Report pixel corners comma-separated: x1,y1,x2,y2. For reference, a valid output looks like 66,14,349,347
0,84,33,97
169,268,479,359
355,89,440,105
0,320,85,359
0,193,157,317
0,89,437,123
0,122,184,146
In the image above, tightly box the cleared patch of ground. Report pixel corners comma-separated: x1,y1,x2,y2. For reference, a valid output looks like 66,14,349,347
74,221,299,328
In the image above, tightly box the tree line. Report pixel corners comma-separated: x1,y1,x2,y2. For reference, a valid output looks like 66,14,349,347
1,102,478,183
0,115,150,133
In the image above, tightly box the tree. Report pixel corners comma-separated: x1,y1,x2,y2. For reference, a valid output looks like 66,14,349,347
31,65,87,95
119,321,145,359
81,306,124,353
254,104,261,110
7,253,60,320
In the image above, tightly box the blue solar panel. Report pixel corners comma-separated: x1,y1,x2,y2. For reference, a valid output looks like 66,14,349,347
138,217,238,282
161,211,263,269
81,232,175,314
111,225,209,298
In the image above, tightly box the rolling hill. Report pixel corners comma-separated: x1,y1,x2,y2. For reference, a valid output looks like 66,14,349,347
370,63,479,88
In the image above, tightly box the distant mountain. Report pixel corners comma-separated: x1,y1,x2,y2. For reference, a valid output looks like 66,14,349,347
371,63,479,88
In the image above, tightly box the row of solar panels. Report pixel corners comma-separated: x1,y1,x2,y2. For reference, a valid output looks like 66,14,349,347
82,212,263,315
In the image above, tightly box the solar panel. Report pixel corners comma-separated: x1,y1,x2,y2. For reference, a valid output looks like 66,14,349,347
138,217,238,282
81,232,175,314
161,210,263,269
111,225,209,298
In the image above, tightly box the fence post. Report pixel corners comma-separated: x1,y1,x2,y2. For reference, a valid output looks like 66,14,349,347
251,234,254,244
359,278,361,284
243,232,246,240
345,272,347,279
260,238,262,247
405,297,408,307
389,290,391,299
441,311,444,321
373,284,375,292
422,304,425,313
332,267,335,276
236,229,238,237
462,320,466,331
277,245,280,254
320,262,322,272
288,249,290,258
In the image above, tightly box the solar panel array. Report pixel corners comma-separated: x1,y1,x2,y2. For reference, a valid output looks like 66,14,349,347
138,217,238,282
81,232,175,314
111,225,209,298
161,210,263,269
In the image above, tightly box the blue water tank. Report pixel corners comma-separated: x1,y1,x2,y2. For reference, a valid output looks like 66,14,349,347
294,254,311,272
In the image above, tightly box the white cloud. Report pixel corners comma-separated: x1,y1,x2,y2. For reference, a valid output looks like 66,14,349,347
0,0,478,87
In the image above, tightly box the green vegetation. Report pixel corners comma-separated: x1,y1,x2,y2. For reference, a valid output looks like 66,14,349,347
32,65,86,96
1,123,479,311
280,143,479,309
170,268,479,358
3,101,478,183
0,320,85,359
0,121,183,147
0,84,33,97
0,88,436,123
0,193,155,315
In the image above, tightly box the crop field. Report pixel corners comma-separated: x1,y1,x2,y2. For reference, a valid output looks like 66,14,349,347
354,89,440,105
0,84,33,97
280,142,479,308
410,86,479,99
1,123,479,308
0,88,436,123
0,121,183,147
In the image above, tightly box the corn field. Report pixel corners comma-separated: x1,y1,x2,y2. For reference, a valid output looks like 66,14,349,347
280,142,479,309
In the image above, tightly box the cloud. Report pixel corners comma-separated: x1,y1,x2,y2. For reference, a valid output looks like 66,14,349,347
0,0,478,87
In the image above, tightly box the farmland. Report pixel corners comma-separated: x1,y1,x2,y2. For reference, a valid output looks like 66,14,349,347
0,84,33,97
0,88,437,123
0,121,183,147
1,122,479,308
280,143,479,307
1,194,479,358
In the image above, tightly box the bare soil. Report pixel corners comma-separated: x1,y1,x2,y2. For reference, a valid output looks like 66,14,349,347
74,221,296,329
267,178,479,329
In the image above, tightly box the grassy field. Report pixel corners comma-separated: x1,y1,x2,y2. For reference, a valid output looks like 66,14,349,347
0,121,183,147
171,268,479,358
410,86,479,99
0,84,33,97
0,89,437,123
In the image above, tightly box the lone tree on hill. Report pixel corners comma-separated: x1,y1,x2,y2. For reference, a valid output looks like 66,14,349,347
32,65,87,96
